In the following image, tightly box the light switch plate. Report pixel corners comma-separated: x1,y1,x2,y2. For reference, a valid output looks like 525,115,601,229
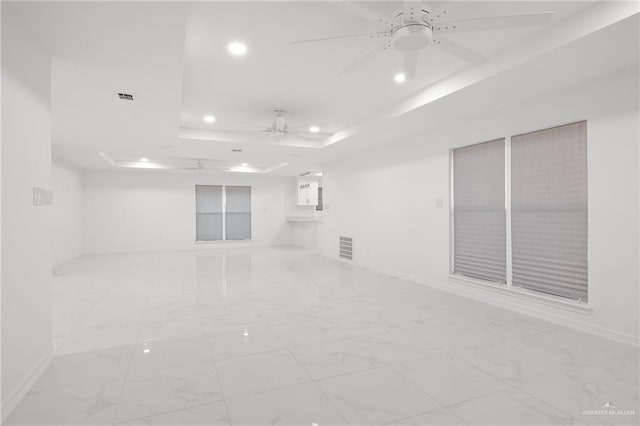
33,187,53,206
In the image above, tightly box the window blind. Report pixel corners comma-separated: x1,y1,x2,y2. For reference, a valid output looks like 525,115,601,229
511,121,587,301
316,187,323,211
195,185,223,241
453,139,506,282
225,186,251,240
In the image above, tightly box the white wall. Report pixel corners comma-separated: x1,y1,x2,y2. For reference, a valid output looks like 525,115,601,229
51,158,84,266
83,170,293,254
321,67,640,345
289,221,321,249
1,9,53,418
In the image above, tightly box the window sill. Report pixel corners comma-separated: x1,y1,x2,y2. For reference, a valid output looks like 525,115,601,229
447,274,592,315
195,239,253,244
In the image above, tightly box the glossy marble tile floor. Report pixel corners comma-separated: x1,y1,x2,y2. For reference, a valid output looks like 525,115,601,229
6,247,638,426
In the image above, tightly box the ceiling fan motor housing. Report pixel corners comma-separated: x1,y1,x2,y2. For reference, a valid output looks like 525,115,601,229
392,24,433,51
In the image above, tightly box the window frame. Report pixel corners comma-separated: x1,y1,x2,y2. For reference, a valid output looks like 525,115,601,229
195,184,252,242
449,121,589,306
450,138,507,284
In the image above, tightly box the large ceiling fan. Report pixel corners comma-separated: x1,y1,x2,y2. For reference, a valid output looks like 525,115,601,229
293,1,555,79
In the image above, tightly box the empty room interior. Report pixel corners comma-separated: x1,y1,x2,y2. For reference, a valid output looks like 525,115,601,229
1,1,639,425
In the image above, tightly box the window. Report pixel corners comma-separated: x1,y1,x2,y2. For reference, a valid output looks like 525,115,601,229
316,187,323,211
195,185,223,241
451,121,588,302
195,185,251,241
452,139,506,283
511,121,587,301
225,186,251,240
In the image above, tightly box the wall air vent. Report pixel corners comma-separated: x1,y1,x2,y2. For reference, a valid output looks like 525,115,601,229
299,171,311,177
117,92,134,101
231,149,243,152
339,236,353,260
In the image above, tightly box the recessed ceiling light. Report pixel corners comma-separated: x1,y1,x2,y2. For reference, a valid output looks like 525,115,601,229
227,42,247,56
309,126,320,133
140,158,149,162
241,163,248,167
203,115,216,123
394,73,406,83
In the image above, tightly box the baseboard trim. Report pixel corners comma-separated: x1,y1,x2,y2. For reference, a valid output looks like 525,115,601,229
343,257,640,349
1,348,53,422
83,241,271,256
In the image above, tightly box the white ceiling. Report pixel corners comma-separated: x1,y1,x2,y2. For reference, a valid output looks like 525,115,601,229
7,1,638,176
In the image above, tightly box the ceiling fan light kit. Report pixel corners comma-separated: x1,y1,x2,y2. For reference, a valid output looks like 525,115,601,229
391,23,433,52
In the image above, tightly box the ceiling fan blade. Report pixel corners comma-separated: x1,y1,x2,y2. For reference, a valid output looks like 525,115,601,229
287,133,326,143
435,11,554,33
181,156,215,162
207,128,263,136
293,31,391,44
339,40,392,75
240,121,268,129
197,128,257,136
329,1,399,28
429,1,450,14
290,130,333,137
403,51,419,79
432,36,486,64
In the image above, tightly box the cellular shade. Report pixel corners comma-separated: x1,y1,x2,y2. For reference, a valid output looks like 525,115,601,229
453,139,506,283
195,185,223,241
225,186,251,240
511,121,587,301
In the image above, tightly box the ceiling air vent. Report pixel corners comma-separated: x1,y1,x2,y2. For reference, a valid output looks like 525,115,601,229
339,236,353,260
117,92,134,101
231,149,243,152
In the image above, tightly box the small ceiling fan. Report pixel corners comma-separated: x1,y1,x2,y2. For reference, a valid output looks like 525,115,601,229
170,158,218,172
293,1,555,79
200,110,331,143
249,109,332,142
187,159,207,171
